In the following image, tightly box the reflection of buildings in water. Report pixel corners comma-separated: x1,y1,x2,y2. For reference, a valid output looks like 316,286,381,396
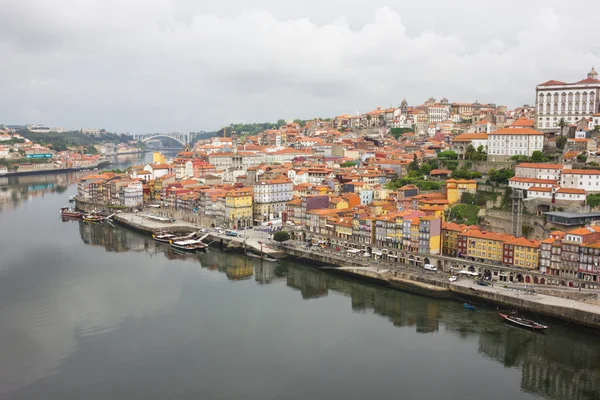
78,222,157,254
332,277,438,333
478,329,600,400
286,267,328,299
0,172,82,213
225,263,253,281
254,262,277,284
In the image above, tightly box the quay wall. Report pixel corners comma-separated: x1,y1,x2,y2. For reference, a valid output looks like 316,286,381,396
283,246,600,330
452,286,600,329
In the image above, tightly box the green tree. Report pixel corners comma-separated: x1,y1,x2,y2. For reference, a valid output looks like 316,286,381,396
420,163,432,175
556,135,567,150
577,153,588,163
593,125,600,133
408,154,419,172
276,119,286,127
273,231,290,242
530,150,544,162
489,168,514,184
587,194,600,208
464,144,476,160
437,150,458,160
558,117,568,136
341,161,357,168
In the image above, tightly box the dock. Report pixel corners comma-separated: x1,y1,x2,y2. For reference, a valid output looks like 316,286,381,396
113,212,285,258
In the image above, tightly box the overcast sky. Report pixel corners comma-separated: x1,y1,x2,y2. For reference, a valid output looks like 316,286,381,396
1,0,599,133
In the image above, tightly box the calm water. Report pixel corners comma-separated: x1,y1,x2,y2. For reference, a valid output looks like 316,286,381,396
1,154,600,400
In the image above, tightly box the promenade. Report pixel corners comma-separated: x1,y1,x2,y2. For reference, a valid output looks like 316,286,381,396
114,212,283,257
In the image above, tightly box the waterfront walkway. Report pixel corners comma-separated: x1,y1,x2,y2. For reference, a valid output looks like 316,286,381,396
114,212,282,257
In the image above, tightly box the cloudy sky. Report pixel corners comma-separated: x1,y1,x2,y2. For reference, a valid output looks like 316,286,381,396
1,0,599,133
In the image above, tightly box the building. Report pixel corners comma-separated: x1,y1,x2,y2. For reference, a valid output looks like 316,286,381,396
487,126,544,162
253,178,293,224
535,67,600,132
120,181,143,207
225,187,253,229
445,179,477,204
560,169,600,193
451,133,488,159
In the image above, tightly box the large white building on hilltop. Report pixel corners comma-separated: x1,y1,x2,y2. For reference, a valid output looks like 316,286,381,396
535,67,600,132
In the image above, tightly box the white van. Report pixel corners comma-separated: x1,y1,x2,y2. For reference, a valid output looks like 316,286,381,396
423,264,437,272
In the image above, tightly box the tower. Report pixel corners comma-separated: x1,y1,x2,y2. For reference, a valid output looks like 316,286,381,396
512,189,523,237
588,66,598,80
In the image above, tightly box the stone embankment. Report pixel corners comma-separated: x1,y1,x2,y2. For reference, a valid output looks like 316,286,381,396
113,212,284,258
283,245,600,330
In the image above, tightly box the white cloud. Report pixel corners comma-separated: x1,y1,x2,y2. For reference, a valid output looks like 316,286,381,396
0,1,598,132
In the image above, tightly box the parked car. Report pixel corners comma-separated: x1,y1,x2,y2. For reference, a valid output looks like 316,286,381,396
363,252,371,257
449,276,458,282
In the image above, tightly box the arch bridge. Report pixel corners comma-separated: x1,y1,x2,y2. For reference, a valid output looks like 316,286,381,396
132,132,191,145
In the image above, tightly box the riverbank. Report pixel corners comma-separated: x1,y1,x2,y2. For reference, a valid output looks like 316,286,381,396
283,245,600,330
2,159,111,177
112,212,284,258
102,211,600,329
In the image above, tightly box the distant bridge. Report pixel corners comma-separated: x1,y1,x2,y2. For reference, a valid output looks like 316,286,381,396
131,132,191,145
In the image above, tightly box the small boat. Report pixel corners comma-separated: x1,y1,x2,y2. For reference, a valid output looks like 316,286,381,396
499,313,548,330
152,232,178,243
463,303,476,310
170,239,207,252
68,195,76,202
60,207,83,219
83,214,105,222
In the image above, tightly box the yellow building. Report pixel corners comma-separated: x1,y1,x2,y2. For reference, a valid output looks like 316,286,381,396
329,197,349,210
504,237,540,269
225,187,253,229
153,152,166,164
446,179,477,205
460,230,508,263
441,222,468,256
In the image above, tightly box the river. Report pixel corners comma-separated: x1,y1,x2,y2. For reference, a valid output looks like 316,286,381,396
0,153,599,400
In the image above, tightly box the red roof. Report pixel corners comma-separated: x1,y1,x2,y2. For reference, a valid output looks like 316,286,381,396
538,80,567,86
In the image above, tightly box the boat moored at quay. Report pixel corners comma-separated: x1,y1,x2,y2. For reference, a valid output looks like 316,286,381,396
170,239,208,252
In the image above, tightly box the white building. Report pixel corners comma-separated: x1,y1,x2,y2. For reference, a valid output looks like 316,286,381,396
535,67,600,132
0,146,9,158
121,181,143,207
487,127,544,162
560,169,600,193
514,163,564,180
253,178,293,222
427,105,450,123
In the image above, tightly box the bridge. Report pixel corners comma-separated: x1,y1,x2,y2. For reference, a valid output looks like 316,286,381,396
131,132,191,145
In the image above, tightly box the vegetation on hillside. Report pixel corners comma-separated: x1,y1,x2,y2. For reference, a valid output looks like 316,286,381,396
18,130,132,152
587,194,600,208
447,204,480,225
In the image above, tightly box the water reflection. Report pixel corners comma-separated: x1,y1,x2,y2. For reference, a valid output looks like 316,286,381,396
74,222,600,400
0,173,80,213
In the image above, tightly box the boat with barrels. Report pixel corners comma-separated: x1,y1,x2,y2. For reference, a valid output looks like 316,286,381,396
153,231,196,244
170,239,208,252
60,207,83,219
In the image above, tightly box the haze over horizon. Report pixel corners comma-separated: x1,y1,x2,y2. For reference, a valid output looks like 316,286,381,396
2,0,599,133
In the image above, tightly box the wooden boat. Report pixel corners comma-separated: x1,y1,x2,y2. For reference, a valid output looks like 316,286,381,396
60,207,83,219
152,232,178,243
83,214,105,222
463,303,476,310
170,239,207,252
246,252,278,262
499,313,548,330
